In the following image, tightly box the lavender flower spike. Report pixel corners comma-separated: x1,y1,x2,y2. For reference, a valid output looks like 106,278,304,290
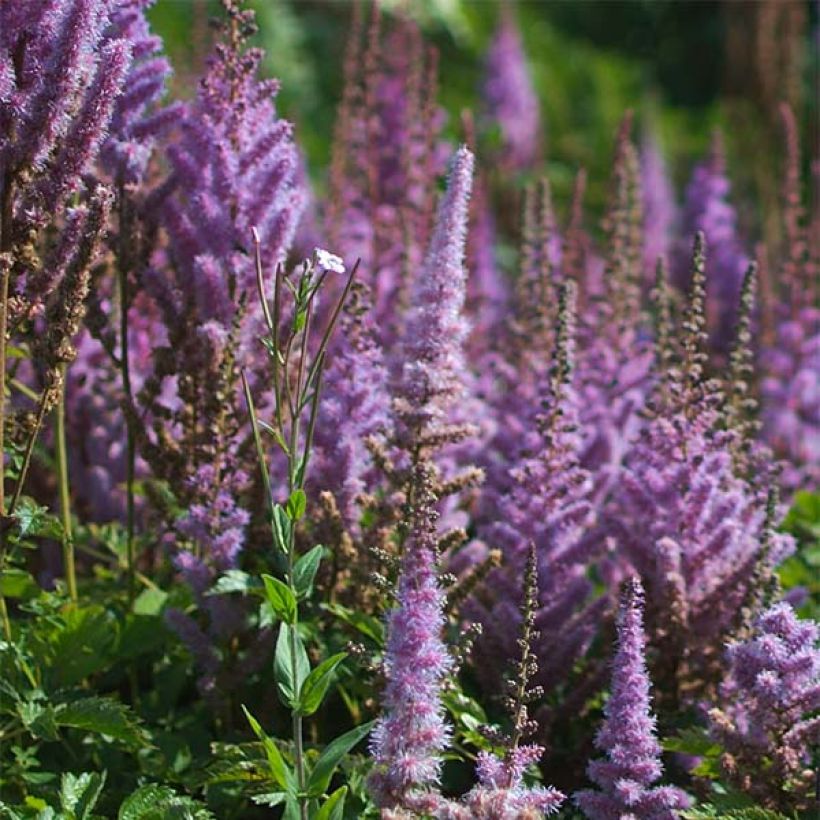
708,602,820,812
369,462,453,809
481,4,541,171
397,145,475,442
575,578,691,820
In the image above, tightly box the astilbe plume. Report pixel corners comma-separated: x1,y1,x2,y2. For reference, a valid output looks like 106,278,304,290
368,461,453,810
99,0,182,184
677,132,749,357
309,281,390,532
0,0,132,325
574,578,691,820
481,4,541,172
327,2,447,350
470,282,605,705
132,1,303,693
66,0,178,523
640,129,678,286
412,546,566,819
707,602,820,812
610,233,794,706
574,115,652,500
369,146,477,811
759,104,820,493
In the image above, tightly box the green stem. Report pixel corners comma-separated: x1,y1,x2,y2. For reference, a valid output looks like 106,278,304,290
55,371,77,602
117,189,137,605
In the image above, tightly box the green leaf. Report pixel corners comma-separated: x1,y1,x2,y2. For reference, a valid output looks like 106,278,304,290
274,624,310,707
0,569,39,599
60,771,106,820
286,489,307,521
250,793,287,808
323,603,384,645
241,705,297,794
293,546,323,599
306,721,374,798
272,504,291,553
118,784,214,819
132,587,168,616
54,697,147,747
205,570,261,597
313,786,347,820
661,727,721,758
47,606,118,687
298,653,346,716
13,499,63,540
261,574,297,624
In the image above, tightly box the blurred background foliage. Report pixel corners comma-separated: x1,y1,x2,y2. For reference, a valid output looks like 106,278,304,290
148,0,819,238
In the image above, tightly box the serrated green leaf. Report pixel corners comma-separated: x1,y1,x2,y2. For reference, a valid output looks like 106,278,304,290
13,499,63,540
661,726,720,757
118,784,214,819
54,697,147,747
306,721,374,797
47,606,117,687
60,771,106,820
274,624,310,707
286,489,307,521
314,786,347,820
241,705,297,794
261,574,297,624
17,698,58,741
293,546,323,599
298,653,346,716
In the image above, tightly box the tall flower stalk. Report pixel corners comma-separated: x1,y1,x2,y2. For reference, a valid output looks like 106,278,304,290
244,239,357,820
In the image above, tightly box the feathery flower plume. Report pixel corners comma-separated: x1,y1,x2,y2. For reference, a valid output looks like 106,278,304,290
708,602,820,812
611,233,794,704
368,461,453,809
640,129,678,285
481,3,541,172
100,0,182,184
327,3,447,349
574,578,691,820
574,114,652,497
678,132,749,357
759,104,820,493
394,145,475,447
471,282,604,709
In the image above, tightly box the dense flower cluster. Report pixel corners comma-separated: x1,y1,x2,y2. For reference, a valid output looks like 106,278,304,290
0,2,817,817
575,578,692,819
708,602,820,813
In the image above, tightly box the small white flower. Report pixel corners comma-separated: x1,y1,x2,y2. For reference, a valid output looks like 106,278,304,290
314,247,346,274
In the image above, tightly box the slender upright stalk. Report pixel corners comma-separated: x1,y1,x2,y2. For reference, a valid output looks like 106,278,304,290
117,191,137,605
0,178,14,641
55,370,77,602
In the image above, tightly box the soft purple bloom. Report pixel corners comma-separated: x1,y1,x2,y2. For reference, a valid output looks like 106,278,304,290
100,0,182,184
708,602,820,811
677,133,749,356
640,129,678,284
395,146,475,443
369,463,453,808
470,282,604,698
481,6,541,171
326,7,448,350
575,578,691,820
310,285,391,530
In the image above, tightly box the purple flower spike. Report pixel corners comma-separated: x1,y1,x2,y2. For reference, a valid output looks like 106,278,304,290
396,145,475,441
369,463,453,809
678,132,749,357
709,602,820,812
575,578,691,820
481,5,541,172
